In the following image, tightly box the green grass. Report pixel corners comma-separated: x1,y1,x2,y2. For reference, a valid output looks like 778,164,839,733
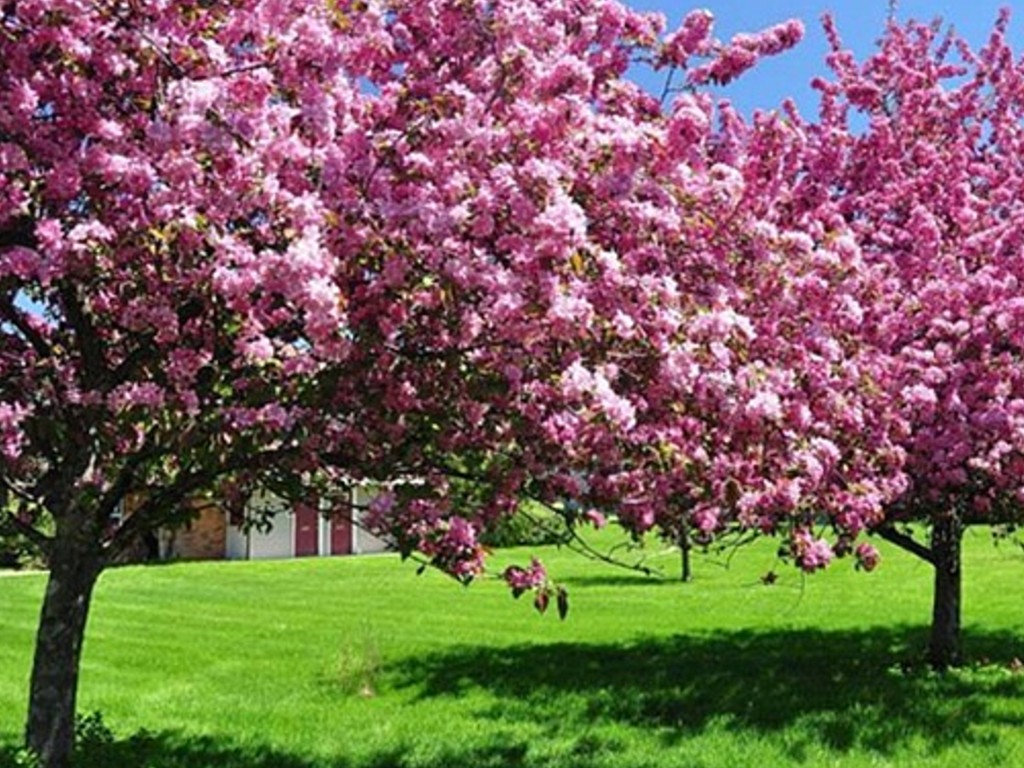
4,528,1024,767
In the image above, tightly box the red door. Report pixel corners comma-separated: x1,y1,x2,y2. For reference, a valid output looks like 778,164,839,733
293,505,319,557
330,514,352,555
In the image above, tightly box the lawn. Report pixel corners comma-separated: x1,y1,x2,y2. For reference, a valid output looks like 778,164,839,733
3,528,1024,767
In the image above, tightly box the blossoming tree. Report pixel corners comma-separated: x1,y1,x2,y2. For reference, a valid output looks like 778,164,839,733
780,11,1024,669
0,3,828,765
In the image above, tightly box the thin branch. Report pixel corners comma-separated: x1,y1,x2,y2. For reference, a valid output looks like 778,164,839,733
104,443,305,558
103,467,213,559
209,61,271,80
137,29,187,78
564,524,661,577
659,65,678,108
527,496,662,578
106,335,157,391
94,430,163,525
717,528,762,569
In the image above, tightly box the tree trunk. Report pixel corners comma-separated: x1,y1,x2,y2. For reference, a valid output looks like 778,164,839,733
928,514,963,670
25,526,103,768
679,524,692,583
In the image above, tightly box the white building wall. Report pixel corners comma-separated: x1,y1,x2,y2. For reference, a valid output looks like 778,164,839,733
223,485,392,559
225,516,248,560
247,510,293,559
351,484,391,554
318,513,331,557
237,490,294,560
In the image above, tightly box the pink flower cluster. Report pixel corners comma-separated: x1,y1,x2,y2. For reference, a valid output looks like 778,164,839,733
659,10,714,68
688,20,804,85
503,558,549,597
855,543,881,573
0,403,28,462
791,530,835,572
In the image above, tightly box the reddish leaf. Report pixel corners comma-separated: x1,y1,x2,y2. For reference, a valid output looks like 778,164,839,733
534,589,550,614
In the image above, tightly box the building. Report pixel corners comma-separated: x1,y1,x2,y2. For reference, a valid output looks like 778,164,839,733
149,484,390,562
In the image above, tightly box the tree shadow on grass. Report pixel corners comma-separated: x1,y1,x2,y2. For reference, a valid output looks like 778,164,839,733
0,730,530,768
389,625,1024,758
0,732,324,768
557,573,682,588
5,628,1024,768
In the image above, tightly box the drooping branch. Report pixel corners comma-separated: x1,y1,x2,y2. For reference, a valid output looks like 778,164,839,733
527,497,662,579
393,456,663,579
103,442,308,559
93,431,163,527
103,463,214,560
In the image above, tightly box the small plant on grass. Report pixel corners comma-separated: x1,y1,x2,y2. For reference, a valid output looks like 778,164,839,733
332,631,382,699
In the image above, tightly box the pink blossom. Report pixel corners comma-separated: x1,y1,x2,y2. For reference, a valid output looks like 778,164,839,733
746,390,783,422
238,336,275,362
107,383,166,412
504,557,548,596
793,531,834,571
561,361,594,401
549,292,595,330
855,542,881,572
0,403,28,462
1,246,40,279
365,492,397,530
693,505,720,533
660,9,715,67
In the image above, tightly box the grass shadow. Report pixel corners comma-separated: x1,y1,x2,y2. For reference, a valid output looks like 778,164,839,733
388,625,1024,756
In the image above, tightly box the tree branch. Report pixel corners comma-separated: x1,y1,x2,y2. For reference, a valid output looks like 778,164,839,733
0,489,52,555
0,216,35,250
874,524,934,565
527,496,663,578
58,283,107,389
103,442,305,559
105,335,157,392
0,292,52,358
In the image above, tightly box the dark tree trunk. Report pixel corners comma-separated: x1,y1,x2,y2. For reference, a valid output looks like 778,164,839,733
25,524,103,768
679,524,692,583
928,514,963,670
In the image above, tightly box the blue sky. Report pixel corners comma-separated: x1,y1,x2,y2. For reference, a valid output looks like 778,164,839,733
627,1,1018,117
